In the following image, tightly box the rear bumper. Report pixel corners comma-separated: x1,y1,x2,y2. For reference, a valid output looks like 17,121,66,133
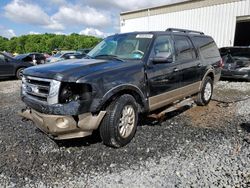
221,70,250,80
19,108,106,140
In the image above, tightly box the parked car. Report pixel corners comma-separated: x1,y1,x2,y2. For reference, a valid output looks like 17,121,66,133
0,52,34,79
77,48,92,55
63,53,86,60
14,53,46,65
20,28,222,147
220,47,250,81
46,51,76,63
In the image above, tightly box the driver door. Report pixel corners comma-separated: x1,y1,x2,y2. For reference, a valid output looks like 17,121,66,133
146,35,182,111
0,54,14,76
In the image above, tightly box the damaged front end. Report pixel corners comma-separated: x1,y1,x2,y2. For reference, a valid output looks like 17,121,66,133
19,76,106,139
19,108,106,140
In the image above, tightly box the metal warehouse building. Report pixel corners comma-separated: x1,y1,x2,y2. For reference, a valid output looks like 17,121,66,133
120,0,250,47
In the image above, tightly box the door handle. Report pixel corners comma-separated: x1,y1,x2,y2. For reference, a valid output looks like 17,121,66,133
173,68,179,72
197,63,202,67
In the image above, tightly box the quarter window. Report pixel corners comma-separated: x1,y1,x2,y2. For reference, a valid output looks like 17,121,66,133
192,36,220,59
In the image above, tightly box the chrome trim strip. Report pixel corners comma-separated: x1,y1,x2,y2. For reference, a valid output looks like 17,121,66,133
24,82,50,90
26,91,48,98
22,93,47,104
26,76,53,82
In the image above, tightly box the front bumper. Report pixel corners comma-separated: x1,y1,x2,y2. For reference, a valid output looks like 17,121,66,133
19,108,106,140
21,95,92,116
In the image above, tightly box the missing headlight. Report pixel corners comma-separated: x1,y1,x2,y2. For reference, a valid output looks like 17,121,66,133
59,83,92,104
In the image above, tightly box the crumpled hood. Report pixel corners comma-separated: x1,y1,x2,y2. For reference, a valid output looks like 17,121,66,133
23,58,135,82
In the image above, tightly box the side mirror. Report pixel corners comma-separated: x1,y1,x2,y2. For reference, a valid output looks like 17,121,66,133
151,52,173,64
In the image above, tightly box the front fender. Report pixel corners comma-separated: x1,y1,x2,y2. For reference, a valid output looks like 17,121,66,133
90,84,148,113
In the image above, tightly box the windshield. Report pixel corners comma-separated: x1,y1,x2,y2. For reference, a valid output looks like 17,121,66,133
88,33,153,60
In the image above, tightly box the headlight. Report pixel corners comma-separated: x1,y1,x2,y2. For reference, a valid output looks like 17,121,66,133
59,83,92,104
48,80,61,105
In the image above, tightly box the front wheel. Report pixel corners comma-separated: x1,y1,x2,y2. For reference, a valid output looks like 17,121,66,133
99,94,138,148
195,77,213,106
16,68,25,80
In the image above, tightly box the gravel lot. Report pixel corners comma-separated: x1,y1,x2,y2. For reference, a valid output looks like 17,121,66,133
0,79,250,187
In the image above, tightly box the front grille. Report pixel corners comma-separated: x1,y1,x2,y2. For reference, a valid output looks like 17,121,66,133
22,76,51,102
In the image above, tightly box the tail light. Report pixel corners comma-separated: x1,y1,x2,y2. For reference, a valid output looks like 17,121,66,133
219,59,224,68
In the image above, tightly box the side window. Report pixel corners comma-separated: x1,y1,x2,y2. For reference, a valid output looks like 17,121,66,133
23,56,32,62
0,55,6,63
37,54,43,60
152,35,174,58
174,36,196,62
192,36,220,59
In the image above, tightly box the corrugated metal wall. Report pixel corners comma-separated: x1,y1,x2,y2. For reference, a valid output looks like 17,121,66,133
120,0,250,47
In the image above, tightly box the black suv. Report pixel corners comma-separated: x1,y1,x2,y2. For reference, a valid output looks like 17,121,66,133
0,52,34,79
20,28,222,147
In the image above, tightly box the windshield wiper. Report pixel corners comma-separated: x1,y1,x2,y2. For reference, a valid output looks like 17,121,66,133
94,54,124,62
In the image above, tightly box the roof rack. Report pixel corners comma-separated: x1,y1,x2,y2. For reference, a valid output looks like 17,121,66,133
166,28,204,35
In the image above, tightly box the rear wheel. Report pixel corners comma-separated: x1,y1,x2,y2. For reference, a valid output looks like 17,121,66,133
16,68,25,80
195,77,213,106
99,94,138,148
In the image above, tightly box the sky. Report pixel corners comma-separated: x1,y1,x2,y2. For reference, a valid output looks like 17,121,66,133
0,0,182,38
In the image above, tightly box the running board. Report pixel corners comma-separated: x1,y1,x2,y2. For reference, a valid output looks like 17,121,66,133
148,98,195,120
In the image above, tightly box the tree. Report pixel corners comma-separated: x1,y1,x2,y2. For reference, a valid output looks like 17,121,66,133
0,34,102,53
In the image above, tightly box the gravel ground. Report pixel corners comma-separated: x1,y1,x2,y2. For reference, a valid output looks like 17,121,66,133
0,79,250,187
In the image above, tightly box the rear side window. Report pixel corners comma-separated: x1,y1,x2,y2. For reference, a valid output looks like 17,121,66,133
192,36,220,59
174,35,196,62
174,36,196,61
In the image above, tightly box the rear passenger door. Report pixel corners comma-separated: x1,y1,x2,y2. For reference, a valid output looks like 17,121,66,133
173,35,202,88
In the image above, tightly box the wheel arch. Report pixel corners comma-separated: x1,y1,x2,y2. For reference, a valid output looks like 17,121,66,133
199,69,215,90
94,84,148,113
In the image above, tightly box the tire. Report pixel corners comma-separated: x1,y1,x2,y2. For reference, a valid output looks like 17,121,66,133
16,68,25,80
195,77,213,106
99,94,138,148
